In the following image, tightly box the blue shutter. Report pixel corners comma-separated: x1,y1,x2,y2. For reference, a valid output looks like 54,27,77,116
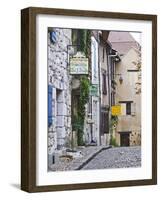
50,31,57,44
48,85,53,127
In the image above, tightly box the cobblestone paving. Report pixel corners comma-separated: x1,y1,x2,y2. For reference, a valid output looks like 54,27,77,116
82,146,141,170
49,146,110,171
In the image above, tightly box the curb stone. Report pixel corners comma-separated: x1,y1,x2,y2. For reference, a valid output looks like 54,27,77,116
76,146,112,170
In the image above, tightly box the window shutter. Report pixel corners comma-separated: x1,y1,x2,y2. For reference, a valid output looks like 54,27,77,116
102,73,107,95
103,47,105,62
104,112,109,133
121,103,126,115
50,31,57,44
100,108,109,135
131,102,136,116
126,102,131,115
48,85,53,127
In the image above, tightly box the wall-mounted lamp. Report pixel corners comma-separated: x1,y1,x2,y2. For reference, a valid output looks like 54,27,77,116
119,75,123,84
67,45,81,66
67,45,79,57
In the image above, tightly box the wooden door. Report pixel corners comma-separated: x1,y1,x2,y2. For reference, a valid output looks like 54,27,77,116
120,133,130,146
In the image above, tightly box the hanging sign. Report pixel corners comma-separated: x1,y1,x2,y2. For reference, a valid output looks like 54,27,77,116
89,84,99,96
70,52,88,75
111,105,121,116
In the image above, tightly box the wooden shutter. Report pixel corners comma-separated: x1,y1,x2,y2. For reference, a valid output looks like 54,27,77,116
131,102,136,116
121,103,126,115
102,73,107,95
100,108,109,135
126,102,131,115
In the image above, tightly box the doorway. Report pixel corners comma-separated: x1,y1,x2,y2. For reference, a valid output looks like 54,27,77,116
120,132,131,146
56,89,63,149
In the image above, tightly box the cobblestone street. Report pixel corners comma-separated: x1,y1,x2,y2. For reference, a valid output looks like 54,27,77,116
49,146,141,171
81,146,141,170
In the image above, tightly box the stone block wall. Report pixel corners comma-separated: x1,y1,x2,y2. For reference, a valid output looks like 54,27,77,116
130,130,141,146
48,28,72,155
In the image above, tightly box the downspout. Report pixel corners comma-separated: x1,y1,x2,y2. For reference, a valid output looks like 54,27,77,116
107,49,112,140
107,51,111,108
98,37,101,146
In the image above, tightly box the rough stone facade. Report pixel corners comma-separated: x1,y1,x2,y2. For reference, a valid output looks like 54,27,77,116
48,28,72,157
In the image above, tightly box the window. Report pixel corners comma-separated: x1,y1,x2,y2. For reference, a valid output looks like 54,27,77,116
119,101,133,115
111,59,115,81
126,102,131,115
102,47,105,62
127,69,140,72
111,92,115,106
100,107,109,135
102,72,107,95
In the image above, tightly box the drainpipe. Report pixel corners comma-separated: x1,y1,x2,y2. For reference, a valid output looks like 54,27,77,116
107,52,120,141
98,41,101,146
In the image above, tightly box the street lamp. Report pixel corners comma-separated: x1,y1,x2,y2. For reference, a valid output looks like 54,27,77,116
67,45,80,64
119,74,123,84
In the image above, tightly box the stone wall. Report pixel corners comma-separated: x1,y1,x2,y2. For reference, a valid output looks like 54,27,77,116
48,28,72,156
130,130,141,146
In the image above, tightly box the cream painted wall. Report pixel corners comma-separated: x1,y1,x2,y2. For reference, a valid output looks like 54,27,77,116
115,48,141,146
0,0,160,199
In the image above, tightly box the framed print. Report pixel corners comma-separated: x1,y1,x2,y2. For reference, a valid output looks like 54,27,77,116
21,7,157,192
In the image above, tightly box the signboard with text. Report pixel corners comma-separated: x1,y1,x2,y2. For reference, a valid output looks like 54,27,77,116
70,57,88,75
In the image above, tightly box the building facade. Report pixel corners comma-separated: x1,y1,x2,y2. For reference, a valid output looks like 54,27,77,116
48,28,72,165
48,28,101,167
109,31,141,146
47,29,142,170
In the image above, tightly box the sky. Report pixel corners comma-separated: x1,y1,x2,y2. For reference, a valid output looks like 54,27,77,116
130,32,141,44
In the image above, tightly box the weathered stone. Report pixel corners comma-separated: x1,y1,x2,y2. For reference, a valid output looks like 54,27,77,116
48,28,72,154
57,102,67,115
56,127,66,138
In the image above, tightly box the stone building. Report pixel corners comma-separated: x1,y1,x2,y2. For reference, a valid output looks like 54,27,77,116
48,28,72,165
108,31,141,146
48,28,100,167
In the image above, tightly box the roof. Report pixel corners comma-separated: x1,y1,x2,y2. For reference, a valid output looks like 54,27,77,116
108,31,140,55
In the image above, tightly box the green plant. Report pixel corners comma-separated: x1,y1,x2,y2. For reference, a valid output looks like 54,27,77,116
72,115,82,131
76,30,91,57
110,135,118,147
76,76,90,146
71,30,91,145
109,115,118,131
85,30,91,57
79,30,86,53
71,77,90,146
